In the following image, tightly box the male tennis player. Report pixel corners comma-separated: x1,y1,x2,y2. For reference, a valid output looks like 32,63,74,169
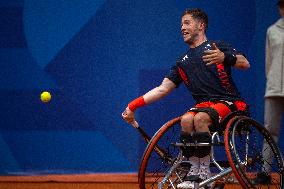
122,8,250,189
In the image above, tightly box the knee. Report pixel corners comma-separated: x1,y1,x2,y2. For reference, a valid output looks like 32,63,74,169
194,112,212,131
181,113,194,129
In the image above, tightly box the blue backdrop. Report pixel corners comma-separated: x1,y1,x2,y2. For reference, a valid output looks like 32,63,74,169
0,0,282,175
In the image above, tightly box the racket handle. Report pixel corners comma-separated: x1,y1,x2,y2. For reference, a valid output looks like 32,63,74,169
131,120,139,128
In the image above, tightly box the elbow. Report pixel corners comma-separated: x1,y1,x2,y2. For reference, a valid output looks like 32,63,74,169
242,60,250,70
156,85,173,96
235,55,250,70
157,87,171,95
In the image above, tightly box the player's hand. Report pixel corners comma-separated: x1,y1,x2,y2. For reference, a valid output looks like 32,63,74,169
202,43,225,66
122,107,135,124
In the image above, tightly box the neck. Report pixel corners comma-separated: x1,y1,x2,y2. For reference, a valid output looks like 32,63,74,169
279,7,284,17
189,35,207,48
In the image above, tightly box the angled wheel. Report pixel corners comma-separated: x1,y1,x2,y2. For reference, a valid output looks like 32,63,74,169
138,117,186,189
225,116,284,188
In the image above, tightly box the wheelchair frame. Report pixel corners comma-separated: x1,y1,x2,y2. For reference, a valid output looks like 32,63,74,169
137,112,284,189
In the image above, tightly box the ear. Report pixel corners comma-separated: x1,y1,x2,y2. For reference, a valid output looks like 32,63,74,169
198,22,206,31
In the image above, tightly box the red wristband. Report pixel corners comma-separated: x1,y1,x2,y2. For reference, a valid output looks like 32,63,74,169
128,96,146,111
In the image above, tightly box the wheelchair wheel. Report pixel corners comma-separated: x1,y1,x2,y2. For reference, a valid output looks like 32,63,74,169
138,117,185,189
225,116,284,189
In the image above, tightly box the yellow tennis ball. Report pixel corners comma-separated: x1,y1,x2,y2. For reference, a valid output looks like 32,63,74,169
40,91,51,103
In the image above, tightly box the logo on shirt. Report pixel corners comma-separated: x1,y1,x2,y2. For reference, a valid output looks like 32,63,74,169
204,44,211,51
182,55,188,61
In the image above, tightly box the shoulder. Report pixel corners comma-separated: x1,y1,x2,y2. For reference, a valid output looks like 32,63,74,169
267,19,284,35
210,40,231,47
209,40,234,51
267,23,276,34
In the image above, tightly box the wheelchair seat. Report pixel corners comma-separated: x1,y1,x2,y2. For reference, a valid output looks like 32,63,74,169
209,110,250,134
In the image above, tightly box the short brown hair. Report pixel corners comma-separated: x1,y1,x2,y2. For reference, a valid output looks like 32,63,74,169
278,0,284,7
183,8,208,31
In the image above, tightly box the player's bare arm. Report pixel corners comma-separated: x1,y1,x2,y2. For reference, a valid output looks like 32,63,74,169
143,78,176,104
122,78,176,123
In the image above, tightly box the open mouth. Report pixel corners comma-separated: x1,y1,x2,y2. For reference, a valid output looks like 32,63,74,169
182,32,189,38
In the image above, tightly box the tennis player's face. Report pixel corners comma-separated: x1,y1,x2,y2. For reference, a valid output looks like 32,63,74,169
181,14,200,44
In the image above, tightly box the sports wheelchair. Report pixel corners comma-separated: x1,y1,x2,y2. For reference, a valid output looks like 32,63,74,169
137,111,284,189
